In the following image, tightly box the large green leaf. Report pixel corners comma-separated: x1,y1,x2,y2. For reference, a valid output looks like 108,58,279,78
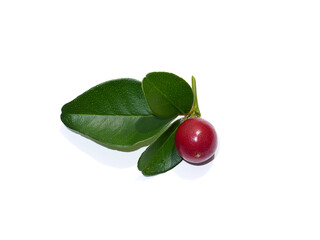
61,79,175,151
138,119,183,176
142,72,194,118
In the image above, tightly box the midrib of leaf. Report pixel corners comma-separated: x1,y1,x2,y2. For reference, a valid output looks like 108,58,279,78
145,80,184,114
62,113,155,117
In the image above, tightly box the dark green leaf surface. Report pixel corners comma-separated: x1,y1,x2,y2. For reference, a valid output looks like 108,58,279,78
61,79,175,151
142,72,194,118
138,119,183,176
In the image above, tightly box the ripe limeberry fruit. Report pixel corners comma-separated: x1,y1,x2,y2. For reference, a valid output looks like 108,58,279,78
175,117,218,164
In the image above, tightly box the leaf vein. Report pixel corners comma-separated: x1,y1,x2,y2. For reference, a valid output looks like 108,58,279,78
62,113,155,117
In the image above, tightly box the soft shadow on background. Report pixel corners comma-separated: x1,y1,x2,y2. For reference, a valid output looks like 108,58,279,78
173,155,214,180
61,125,218,179
60,125,141,168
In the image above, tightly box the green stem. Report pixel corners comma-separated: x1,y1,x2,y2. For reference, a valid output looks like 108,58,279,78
190,76,201,118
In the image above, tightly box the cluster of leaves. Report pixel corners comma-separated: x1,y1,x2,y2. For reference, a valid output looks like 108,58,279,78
61,72,195,176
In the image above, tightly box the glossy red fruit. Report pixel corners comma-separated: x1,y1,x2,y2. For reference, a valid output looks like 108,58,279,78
175,117,218,164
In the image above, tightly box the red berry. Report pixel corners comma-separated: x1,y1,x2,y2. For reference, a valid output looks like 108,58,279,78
175,118,218,164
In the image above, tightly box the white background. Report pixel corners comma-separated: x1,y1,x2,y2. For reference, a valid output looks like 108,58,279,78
1,0,320,239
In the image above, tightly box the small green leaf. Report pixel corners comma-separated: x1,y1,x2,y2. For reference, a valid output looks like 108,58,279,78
138,119,183,176
142,72,194,118
61,79,175,151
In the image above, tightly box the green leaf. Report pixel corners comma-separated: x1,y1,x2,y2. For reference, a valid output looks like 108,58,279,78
138,119,183,176
61,79,175,151
142,72,194,118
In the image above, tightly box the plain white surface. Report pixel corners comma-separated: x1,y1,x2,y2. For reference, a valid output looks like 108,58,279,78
1,0,320,239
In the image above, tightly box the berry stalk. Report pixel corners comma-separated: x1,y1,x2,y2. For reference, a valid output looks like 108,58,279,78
188,76,201,118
